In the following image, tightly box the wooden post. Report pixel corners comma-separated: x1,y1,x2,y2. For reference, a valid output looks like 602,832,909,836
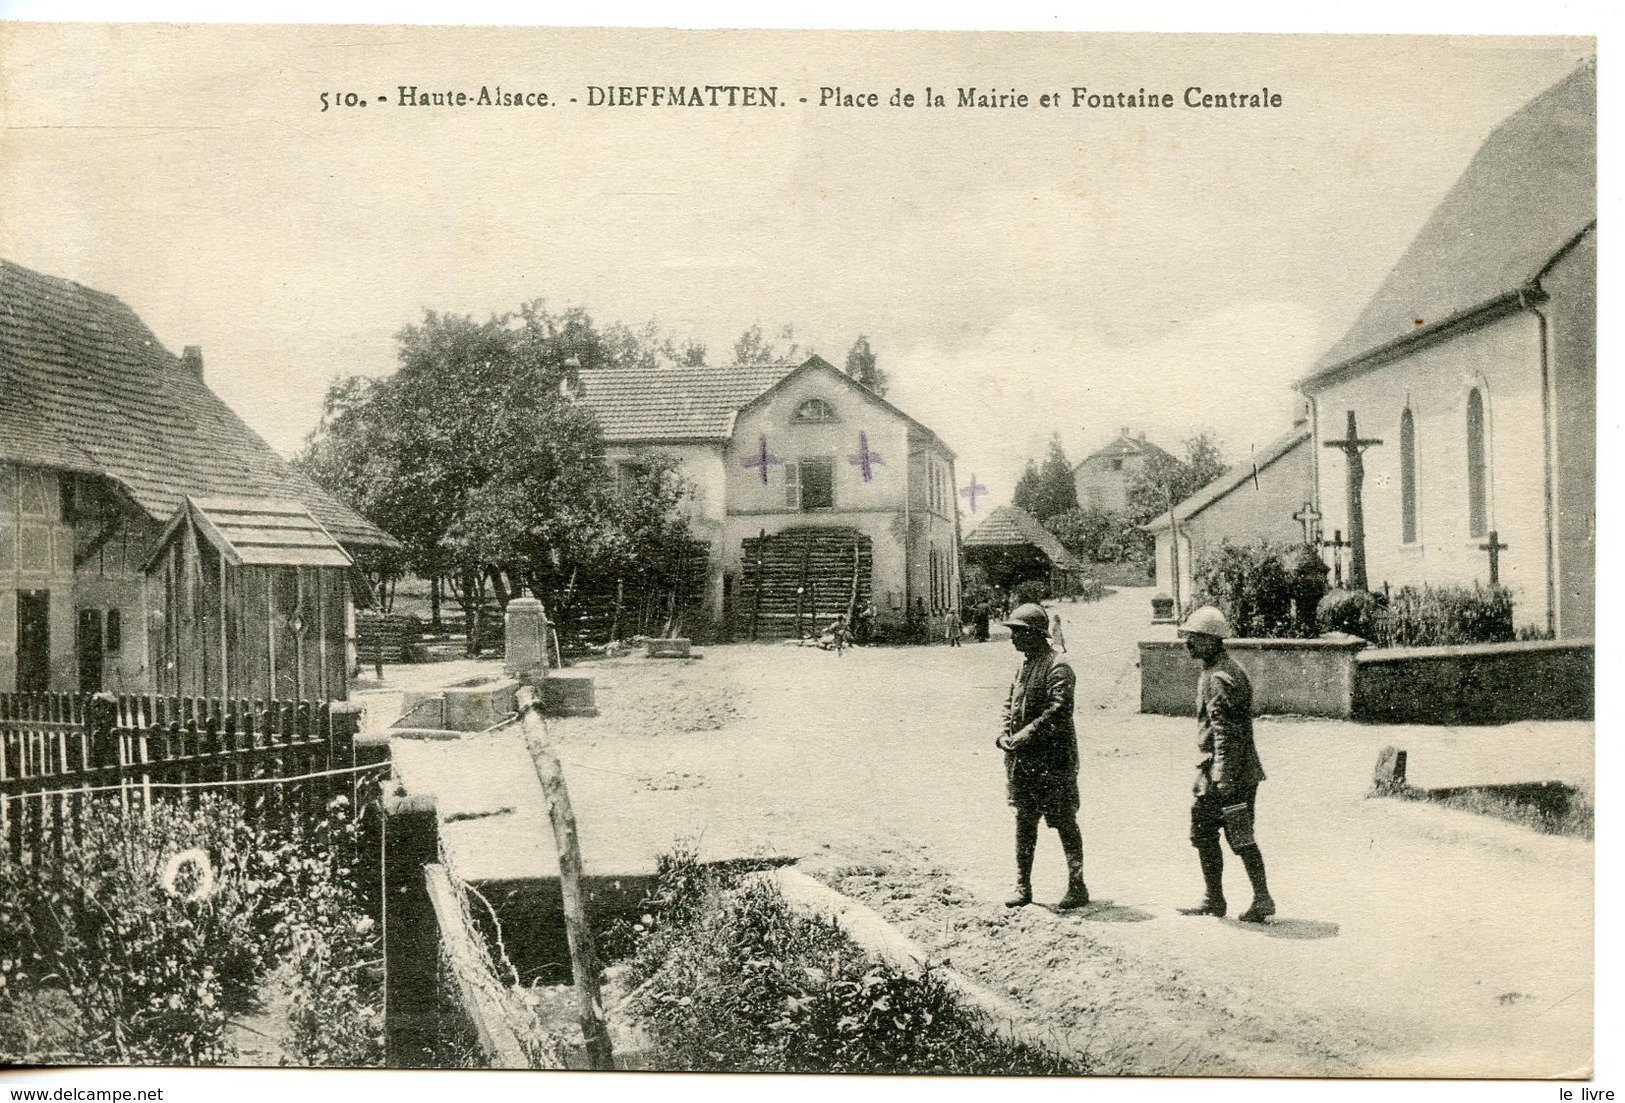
382,786,439,1068
514,685,614,1070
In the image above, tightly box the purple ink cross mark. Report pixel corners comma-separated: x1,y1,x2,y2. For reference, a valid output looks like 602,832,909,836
847,431,884,482
743,435,783,484
960,475,988,513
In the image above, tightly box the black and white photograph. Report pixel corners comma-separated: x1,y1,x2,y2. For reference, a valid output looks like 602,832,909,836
0,14,1604,1096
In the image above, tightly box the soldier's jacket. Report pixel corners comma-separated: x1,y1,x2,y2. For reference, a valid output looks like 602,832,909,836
1003,646,1079,780
1195,650,1266,798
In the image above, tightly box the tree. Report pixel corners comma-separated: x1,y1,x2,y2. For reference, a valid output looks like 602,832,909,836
732,323,801,366
296,301,698,653
1011,459,1045,517
1126,431,1228,525
843,335,889,395
1011,435,1077,522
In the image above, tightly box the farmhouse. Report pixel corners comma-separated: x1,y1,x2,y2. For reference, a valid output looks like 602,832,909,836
1298,62,1594,638
1142,420,1315,608
1072,429,1176,514
575,356,960,637
0,259,397,697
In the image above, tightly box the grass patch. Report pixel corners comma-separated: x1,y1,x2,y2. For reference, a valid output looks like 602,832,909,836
1373,780,1593,840
617,850,1086,1075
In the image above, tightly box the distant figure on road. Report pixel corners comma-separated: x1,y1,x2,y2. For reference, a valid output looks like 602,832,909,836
995,603,1088,911
973,600,991,643
1048,610,1066,653
1176,606,1276,923
945,605,963,647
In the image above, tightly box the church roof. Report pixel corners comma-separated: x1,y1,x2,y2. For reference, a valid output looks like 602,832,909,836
1141,426,1309,533
1300,61,1595,391
0,258,397,551
964,505,1087,571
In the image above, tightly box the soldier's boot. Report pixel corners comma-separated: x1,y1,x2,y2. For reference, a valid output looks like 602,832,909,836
1006,816,1038,907
1055,819,1090,910
1177,843,1227,917
1236,845,1276,923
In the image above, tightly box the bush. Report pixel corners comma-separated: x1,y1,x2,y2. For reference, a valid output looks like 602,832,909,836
621,853,1081,1075
1190,540,1301,639
1381,583,1514,648
0,794,381,1067
1317,588,1384,641
1010,579,1050,607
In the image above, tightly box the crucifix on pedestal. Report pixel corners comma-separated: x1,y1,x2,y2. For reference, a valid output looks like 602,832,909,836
1322,411,1382,591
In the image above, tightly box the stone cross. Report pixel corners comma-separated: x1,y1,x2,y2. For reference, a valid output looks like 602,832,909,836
1322,411,1382,591
1478,530,1508,585
959,475,989,513
1324,528,1350,589
1293,501,1323,545
847,431,884,482
743,435,783,484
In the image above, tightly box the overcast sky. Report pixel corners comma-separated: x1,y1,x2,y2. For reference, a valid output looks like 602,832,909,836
0,25,1593,517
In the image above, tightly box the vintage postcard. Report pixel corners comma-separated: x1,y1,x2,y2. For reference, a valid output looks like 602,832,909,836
0,21,1600,1096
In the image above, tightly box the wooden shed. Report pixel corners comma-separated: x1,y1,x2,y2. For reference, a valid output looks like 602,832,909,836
144,496,353,701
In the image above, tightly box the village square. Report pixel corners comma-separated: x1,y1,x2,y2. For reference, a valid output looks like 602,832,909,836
0,26,1599,1088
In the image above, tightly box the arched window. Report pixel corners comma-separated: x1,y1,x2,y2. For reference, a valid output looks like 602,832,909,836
1466,389,1487,537
1400,408,1417,544
793,398,837,424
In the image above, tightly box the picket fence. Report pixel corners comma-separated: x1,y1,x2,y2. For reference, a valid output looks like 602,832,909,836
0,691,367,869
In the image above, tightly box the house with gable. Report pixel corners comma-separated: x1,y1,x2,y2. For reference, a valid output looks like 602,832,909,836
574,356,960,636
1298,62,1594,638
1143,418,1315,609
1072,430,1177,514
1,259,398,697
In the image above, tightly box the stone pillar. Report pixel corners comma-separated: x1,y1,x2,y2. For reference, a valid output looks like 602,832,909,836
382,789,439,1068
505,596,548,684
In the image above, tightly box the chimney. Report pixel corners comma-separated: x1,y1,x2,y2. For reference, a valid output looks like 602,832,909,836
181,346,204,379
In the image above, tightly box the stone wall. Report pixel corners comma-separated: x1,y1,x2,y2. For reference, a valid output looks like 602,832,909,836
1139,638,1367,719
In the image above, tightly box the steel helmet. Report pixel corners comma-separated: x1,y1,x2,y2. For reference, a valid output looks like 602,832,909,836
1002,602,1051,635
1177,605,1232,639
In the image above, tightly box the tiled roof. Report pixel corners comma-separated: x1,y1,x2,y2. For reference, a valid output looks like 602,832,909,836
1302,61,1595,388
576,362,803,442
1141,425,1309,532
963,505,1087,571
0,259,396,550
1078,431,1176,469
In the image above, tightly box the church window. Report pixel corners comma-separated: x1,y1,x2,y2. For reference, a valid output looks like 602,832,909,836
793,398,838,424
1400,408,1418,544
1466,389,1487,537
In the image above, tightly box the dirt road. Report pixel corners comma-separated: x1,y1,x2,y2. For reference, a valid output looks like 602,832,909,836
378,587,1593,1077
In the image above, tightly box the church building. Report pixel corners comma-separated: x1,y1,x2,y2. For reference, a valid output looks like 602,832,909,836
1297,62,1594,638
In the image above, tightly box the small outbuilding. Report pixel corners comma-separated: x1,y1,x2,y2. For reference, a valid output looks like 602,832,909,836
963,505,1089,595
143,496,353,701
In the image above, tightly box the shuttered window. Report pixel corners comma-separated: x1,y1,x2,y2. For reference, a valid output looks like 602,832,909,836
1466,389,1487,537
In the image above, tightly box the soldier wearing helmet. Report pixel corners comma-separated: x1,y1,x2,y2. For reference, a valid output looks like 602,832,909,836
995,602,1089,910
1176,606,1275,923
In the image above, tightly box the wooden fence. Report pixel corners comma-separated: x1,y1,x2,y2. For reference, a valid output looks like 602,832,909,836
0,691,367,870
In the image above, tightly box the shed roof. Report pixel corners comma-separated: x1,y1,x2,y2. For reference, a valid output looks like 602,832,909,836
0,258,397,551
1300,61,1595,391
963,505,1087,572
1141,426,1309,533
147,496,352,571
